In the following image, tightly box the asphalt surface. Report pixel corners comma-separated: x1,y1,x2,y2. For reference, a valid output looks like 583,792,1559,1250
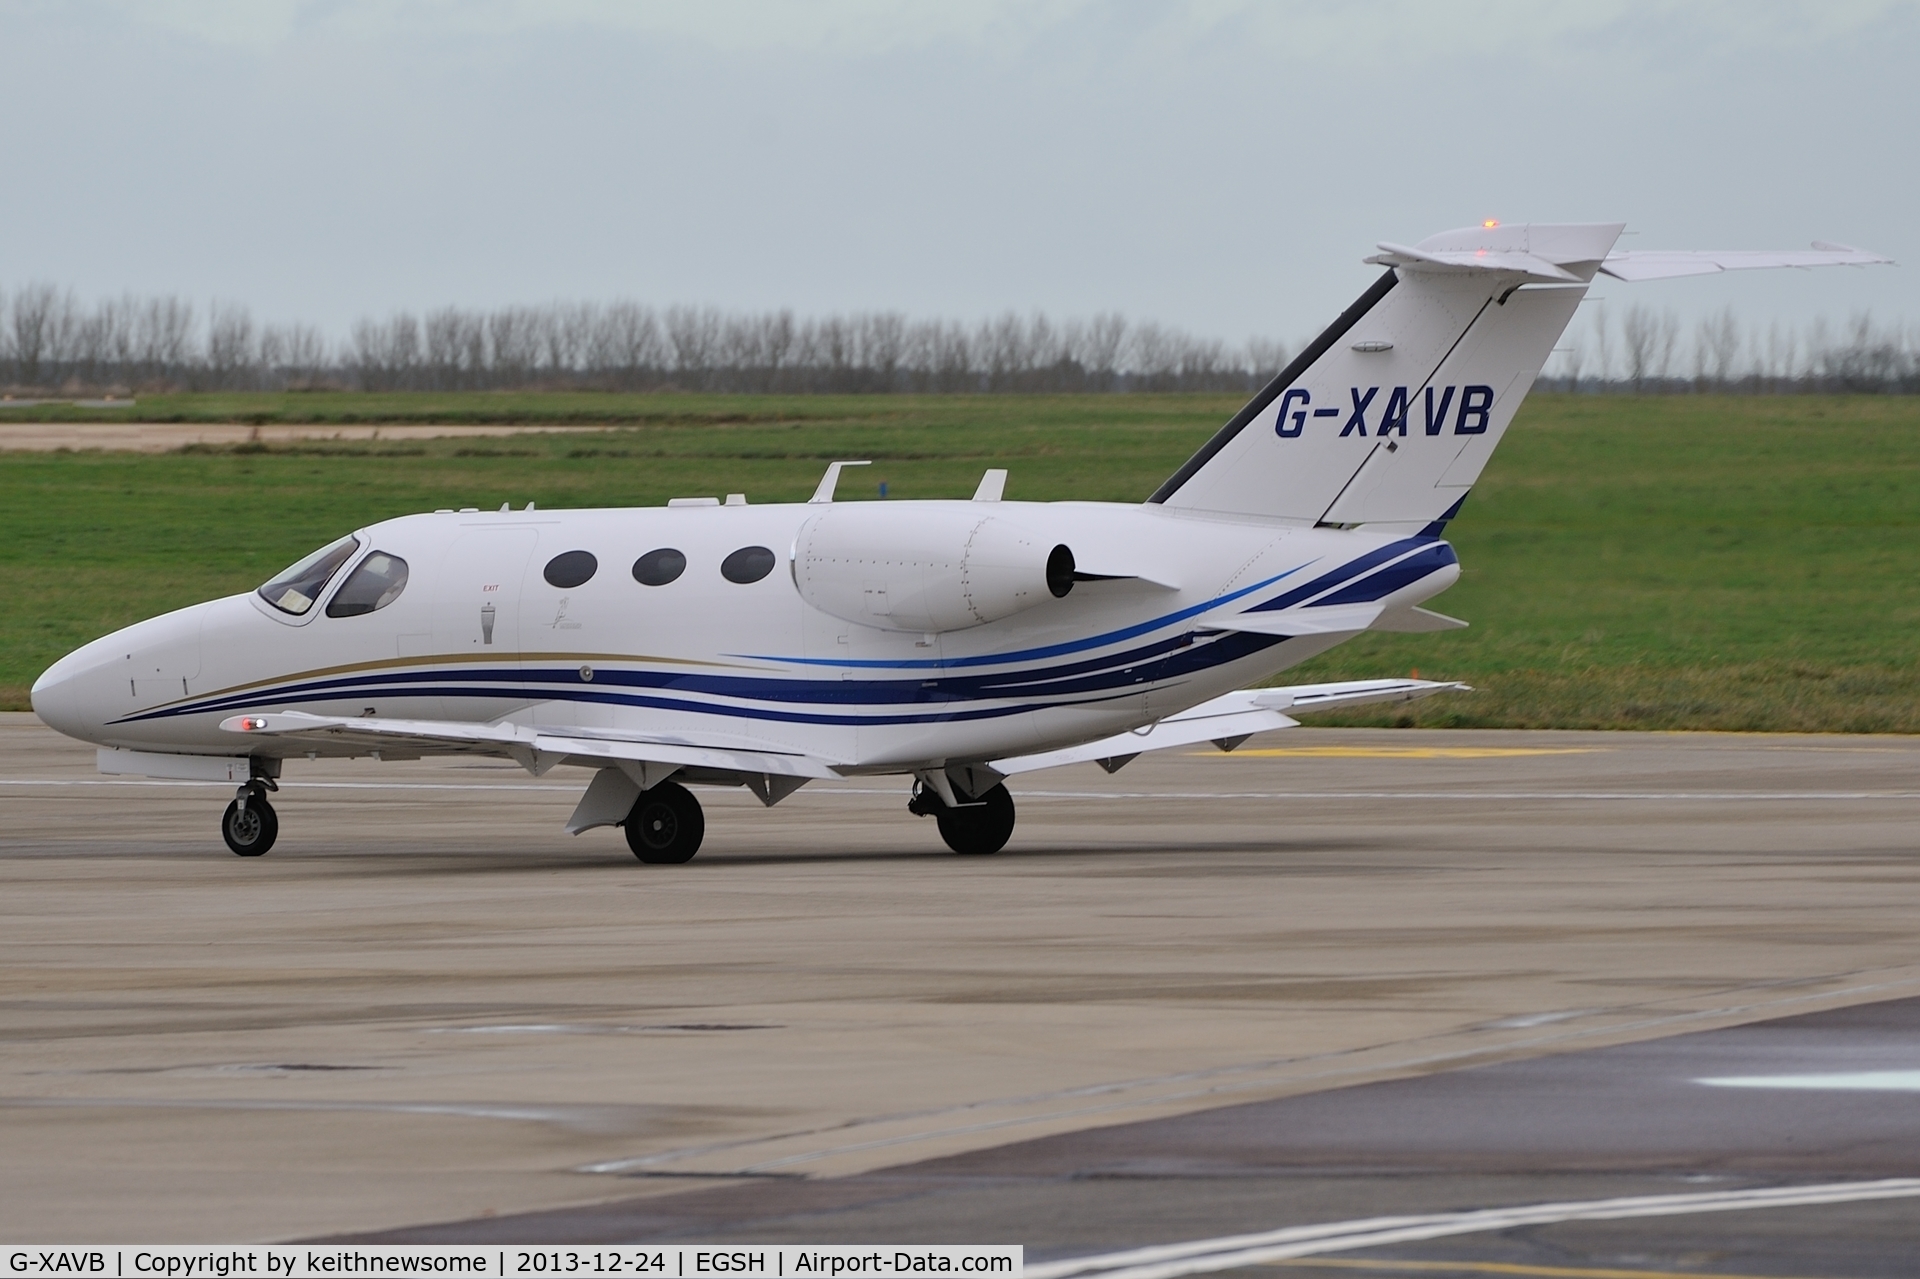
343,997,1920,1275
5,713,1920,1269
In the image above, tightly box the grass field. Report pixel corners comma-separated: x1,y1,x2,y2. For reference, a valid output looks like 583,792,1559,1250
0,390,1114,427
5,392,1917,731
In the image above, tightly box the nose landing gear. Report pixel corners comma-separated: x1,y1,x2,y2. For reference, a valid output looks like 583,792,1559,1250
909,780,1016,855
222,781,279,857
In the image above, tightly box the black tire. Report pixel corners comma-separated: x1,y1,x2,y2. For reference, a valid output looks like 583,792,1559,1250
624,780,705,864
222,795,278,857
934,783,1015,856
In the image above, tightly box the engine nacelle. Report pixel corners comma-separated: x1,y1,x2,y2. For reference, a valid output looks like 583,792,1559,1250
793,503,1074,633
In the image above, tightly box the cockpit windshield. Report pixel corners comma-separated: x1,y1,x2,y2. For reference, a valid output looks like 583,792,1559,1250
326,551,409,617
258,535,360,616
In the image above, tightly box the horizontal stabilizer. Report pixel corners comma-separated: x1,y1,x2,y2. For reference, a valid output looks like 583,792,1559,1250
220,711,843,779
992,678,1467,775
1152,221,1892,527
1600,244,1893,281
1365,223,1625,283
1367,243,1585,283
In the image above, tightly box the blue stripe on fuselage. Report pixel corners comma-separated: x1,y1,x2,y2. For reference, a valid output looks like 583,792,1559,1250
1311,542,1458,606
117,564,1321,725
116,631,1290,728
112,539,1457,729
743,562,1316,669
1246,536,1438,612
119,625,1222,724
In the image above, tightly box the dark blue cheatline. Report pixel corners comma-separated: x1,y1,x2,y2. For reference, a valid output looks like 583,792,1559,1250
114,629,1287,728
1246,536,1444,613
749,563,1315,671
1311,542,1458,607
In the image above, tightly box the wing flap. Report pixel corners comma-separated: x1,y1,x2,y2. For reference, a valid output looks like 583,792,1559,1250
993,678,1468,775
993,694,1299,775
1261,676,1469,712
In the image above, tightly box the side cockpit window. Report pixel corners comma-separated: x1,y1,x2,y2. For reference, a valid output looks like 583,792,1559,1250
326,551,410,618
258,536,360,616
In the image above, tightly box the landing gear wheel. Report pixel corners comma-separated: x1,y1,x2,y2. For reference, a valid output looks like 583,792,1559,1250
222,793,279,857
624,781,705,864
913,781,1016,855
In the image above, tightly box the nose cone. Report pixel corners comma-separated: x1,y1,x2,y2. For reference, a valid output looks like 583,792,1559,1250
32,603,210,747
32,640,115,743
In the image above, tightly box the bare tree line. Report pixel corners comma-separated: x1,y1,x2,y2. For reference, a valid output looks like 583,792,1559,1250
0,285,1291,395
3,282,1916,395
1551,304,1920,394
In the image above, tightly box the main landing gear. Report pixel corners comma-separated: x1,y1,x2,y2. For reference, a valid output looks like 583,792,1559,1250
909,780,1016,855
222,780,279,857
624,780,706,864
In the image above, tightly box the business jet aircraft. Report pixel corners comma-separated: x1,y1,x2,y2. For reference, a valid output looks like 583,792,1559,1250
30,223,1890,860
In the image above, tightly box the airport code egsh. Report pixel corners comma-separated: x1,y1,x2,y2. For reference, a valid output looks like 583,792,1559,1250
4,1252,1021,1279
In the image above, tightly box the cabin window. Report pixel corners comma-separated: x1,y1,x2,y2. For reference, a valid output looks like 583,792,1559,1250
721,545,776,584
632,547,687,586
258,535,360,616
326,551,410,618
543,550,598,588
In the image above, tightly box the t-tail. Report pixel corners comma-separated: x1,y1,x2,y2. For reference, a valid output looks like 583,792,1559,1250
1150,221,1891,533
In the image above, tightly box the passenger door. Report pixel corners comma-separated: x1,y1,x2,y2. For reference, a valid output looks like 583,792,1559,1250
429,527,539,721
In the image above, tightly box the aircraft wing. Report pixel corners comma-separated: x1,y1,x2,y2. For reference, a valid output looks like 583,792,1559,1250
992,677,1468,775
1600,242,1893,281
218,710,844,779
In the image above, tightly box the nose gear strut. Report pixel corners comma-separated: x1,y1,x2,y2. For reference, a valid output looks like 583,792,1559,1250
222,778,279,857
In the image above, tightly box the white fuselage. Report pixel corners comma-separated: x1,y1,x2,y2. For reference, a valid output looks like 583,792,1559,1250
31,498,1460,775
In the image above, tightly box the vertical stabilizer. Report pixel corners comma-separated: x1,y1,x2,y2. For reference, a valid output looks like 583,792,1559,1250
1151,222,1625,527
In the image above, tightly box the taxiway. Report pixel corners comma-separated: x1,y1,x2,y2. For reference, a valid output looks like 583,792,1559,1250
3,713,1918,1267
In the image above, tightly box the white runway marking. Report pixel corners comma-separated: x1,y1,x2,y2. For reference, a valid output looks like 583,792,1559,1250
5,779,1920,802
1698,1070,1920,1090
1023,1179,1920,1279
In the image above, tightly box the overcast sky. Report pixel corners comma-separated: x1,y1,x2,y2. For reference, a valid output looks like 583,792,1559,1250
3,0,1914,350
